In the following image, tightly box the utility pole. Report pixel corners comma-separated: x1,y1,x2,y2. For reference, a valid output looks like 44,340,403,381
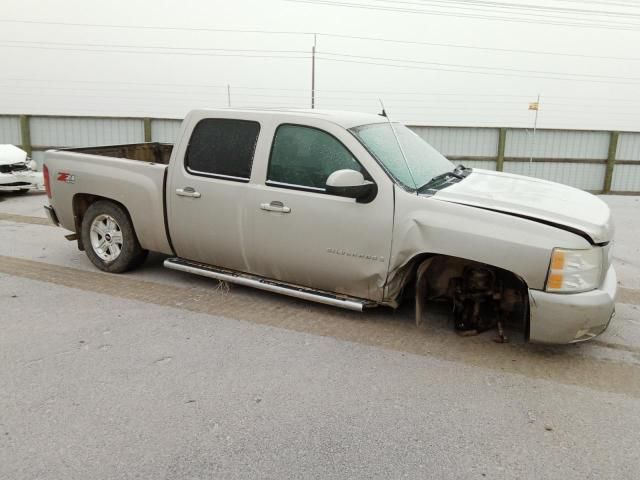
530,93,541,163
311,34,316,109
227,84,231,108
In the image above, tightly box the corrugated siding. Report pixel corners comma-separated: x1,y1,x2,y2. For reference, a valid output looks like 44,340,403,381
611,164,640,192
151,119,182,143
616,133,640,161
505,129,610,159
0,116,22,144
410,126,498,157
4,113,640,192
30,117,144,147
503,161,606,191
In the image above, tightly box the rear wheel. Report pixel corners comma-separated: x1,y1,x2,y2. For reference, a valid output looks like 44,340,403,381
81,200,148,273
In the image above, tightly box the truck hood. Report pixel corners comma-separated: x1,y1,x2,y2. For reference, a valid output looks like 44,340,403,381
431,168,613,244
0,144,28,165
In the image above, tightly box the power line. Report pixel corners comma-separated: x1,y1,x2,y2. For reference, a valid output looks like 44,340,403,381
0,77,535,96
0,43,310,60
314,99,640,113
5,38,636,82
0,19,315,37
311,0,640,25
287,0,640,31
0,89,520,105
2,83,312,100
3,78,640,103
318,50,640,81
374,0,640,19
559,0,640,8
315,98,640,109
2,42,637,87
1,18,637,61
0,92,306,110
315,32,640,62
4,88,639,113
0,39,308,55
315,56,640,86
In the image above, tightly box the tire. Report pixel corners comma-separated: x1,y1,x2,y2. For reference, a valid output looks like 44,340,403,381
81,200,148,273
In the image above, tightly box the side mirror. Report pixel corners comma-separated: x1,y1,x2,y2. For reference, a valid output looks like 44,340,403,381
325,169,376,202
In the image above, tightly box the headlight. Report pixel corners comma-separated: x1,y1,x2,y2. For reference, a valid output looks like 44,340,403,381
546,247,603,293
28,160,38,171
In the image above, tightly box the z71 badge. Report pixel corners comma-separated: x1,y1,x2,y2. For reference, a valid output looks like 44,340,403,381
57,172,76,184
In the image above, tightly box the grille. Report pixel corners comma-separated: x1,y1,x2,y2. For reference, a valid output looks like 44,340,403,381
0,163,30,174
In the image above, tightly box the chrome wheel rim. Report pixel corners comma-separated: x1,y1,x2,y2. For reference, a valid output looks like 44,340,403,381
89,214,123,262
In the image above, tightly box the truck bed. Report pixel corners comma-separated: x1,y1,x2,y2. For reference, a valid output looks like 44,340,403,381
63,142,173,164
45,143,174,255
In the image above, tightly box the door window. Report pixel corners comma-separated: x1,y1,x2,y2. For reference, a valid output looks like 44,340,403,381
267,124,363,191
185,119,260,181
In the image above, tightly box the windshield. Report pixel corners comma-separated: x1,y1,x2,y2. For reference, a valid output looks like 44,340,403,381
350,122,455,191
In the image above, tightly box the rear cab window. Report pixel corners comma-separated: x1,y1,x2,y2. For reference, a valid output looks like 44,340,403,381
267,124,367,192
185,118,260,182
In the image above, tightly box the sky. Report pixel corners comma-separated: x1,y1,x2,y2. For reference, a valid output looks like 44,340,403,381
1,0,640,130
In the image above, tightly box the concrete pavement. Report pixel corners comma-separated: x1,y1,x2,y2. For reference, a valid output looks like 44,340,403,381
1,192,639,479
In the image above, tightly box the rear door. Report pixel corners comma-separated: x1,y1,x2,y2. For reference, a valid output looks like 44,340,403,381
167,117,260,271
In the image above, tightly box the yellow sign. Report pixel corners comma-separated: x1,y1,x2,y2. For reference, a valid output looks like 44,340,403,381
529,102,539,111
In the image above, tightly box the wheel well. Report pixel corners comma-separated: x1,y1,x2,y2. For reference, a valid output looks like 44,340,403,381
400,253,529,296
404,253,530,339
72,194,132,251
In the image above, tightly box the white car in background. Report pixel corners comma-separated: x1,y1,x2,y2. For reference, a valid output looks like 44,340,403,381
0,144,43,193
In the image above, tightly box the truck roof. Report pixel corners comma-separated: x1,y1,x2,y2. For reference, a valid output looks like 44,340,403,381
189,108,389,129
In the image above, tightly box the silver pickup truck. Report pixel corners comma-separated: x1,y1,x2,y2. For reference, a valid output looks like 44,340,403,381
43,109,616,344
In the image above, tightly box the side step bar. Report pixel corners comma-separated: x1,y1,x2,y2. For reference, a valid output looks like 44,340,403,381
164,257,372,312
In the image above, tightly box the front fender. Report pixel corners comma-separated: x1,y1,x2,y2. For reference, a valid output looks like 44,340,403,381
386,189,591,300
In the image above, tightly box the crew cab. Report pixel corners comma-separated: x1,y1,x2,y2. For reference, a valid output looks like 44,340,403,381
43,109,617,344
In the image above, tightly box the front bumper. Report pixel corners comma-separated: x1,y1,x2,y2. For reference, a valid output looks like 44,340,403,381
529,265,617,344
0,171,44,191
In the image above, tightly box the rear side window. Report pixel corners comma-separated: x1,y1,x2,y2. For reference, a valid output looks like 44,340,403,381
267,124,363,190
185,119,260,181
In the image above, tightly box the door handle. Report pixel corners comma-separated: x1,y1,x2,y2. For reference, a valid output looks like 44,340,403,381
260,201,291,213
176,187,201,198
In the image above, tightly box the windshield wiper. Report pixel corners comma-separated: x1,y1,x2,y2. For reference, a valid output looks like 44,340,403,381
418,170,464,192
418,164,473,192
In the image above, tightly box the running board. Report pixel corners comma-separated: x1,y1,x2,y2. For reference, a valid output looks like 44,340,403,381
163,257,371,312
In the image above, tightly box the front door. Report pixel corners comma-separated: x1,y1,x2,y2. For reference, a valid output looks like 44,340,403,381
245,123,394,301
167,117,260,271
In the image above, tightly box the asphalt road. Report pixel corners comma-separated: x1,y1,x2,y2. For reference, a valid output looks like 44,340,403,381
1,192,639,479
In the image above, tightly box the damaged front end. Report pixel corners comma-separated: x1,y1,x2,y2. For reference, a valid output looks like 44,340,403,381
0,145,44,193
